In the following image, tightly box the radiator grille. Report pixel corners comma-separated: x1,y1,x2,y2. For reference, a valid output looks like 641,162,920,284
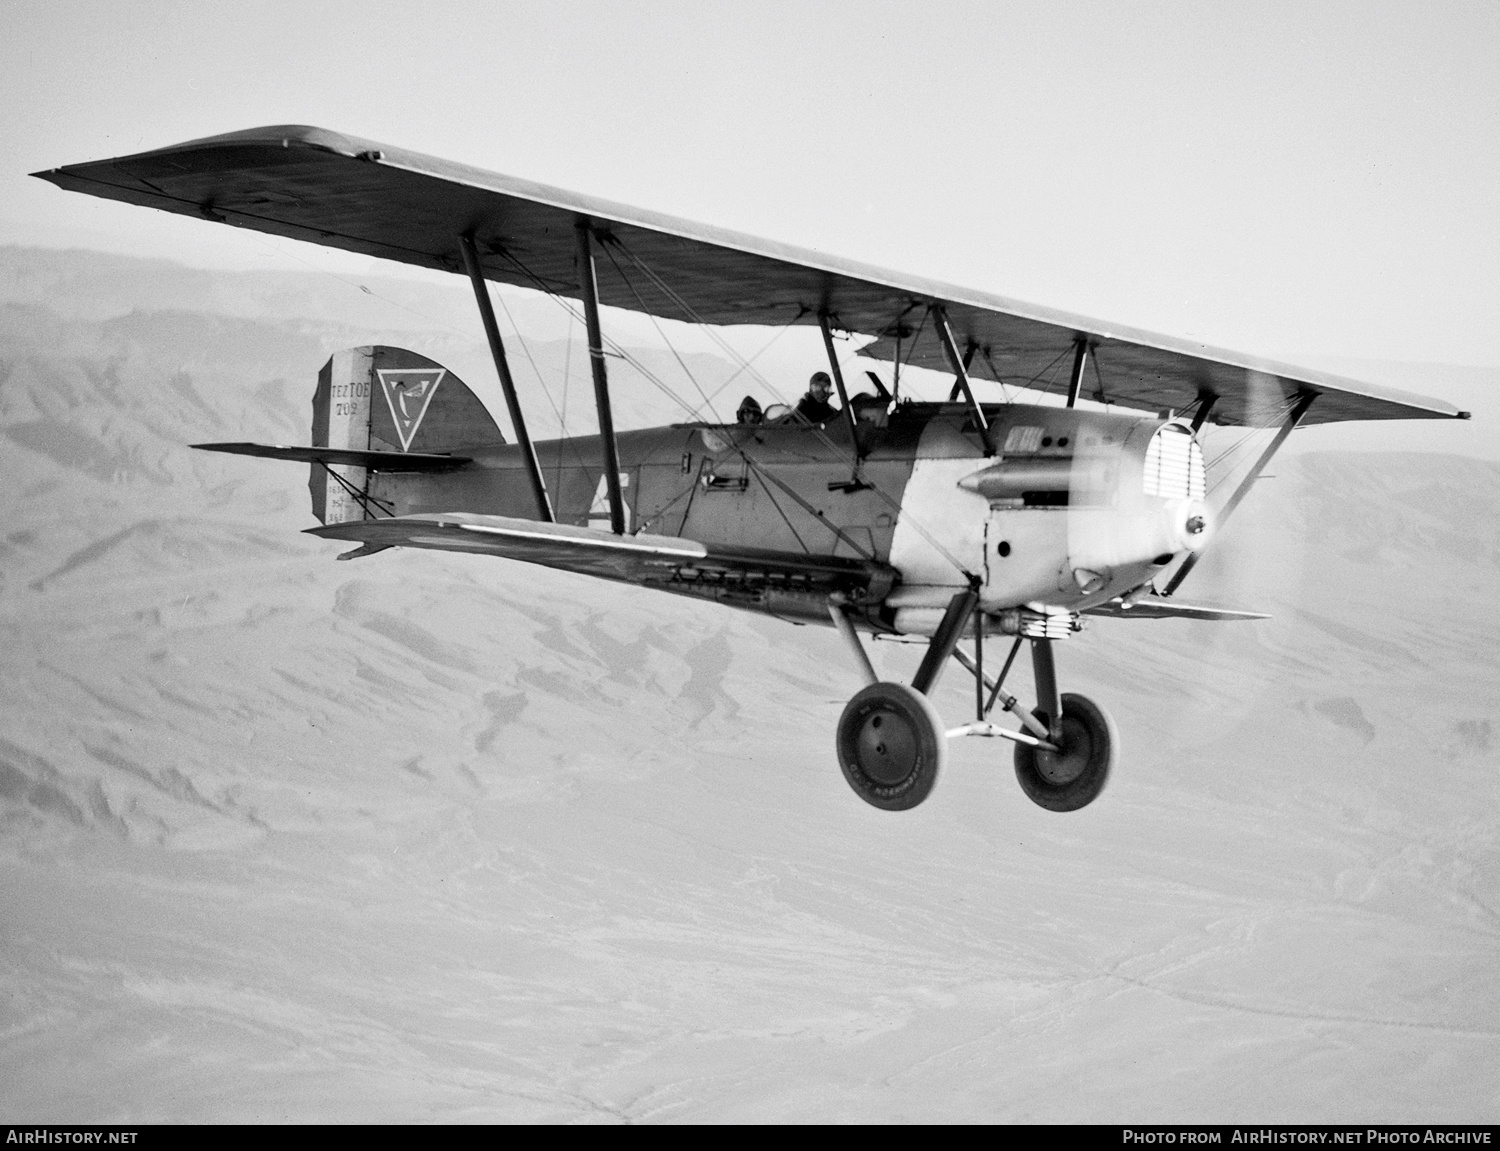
1143,424,1205,499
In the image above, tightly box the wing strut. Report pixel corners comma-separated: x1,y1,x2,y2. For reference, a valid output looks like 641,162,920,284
931,304,992,451
817,312,865,470
575,218,627,535
1162,389,1317,597
1190,391,1218,433
1065,337,1090,408
458,233,554,523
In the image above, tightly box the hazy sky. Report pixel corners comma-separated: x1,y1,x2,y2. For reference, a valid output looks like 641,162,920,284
3,0,1496,364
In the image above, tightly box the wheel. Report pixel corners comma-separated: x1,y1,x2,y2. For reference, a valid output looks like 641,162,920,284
1013,692,1117,812
835,681,946,811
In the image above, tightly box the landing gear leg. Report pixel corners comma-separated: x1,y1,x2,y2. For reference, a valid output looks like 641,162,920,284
1012,638,1117,812
1030,638,1062,737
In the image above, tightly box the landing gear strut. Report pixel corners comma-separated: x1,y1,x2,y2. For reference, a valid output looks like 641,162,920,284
829,595,1117,812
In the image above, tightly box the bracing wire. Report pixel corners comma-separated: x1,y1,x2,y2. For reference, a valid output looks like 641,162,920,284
1089,347,1112,409
317,462,394,518
496,242,976,580
695,323,797,413
488,290,593,477
607,238,857,464
748,466,813,555
981,349,1017,404
1203,395,1300,501
606,238,982,579
606,237,789,400
494,248,709,425
1025,347,1075,401
599,243,725,422
1203,394,1298,475
240,230,599,484
231,230,974,580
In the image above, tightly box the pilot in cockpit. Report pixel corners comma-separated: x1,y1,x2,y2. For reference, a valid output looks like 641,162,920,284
794,372,839,425
736,395,763,424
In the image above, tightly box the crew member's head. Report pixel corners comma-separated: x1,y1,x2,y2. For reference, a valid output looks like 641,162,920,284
736,395,763,424
808,372,833,401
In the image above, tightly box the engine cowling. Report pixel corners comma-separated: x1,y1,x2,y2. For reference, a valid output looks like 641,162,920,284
887,411,1216,634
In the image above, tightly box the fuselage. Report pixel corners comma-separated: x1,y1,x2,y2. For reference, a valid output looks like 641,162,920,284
371,401,1210,632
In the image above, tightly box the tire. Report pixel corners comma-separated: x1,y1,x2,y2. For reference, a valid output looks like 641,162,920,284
1013,692,1117,812
835,681,946,811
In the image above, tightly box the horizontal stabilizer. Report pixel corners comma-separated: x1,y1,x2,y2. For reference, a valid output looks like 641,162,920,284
192,442,470,471
1085,595,1269,622
308,512,893,595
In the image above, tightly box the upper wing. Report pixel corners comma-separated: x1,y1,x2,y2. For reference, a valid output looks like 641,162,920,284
308,512,896,597
36,125,1465,428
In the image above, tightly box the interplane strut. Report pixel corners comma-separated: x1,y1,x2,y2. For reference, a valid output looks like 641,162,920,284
1162,390,1317,596
575,218,627,536
931,304,991,447
458,233,554,523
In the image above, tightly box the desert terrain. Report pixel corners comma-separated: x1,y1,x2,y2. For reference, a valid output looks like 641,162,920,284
2,247,1497,1122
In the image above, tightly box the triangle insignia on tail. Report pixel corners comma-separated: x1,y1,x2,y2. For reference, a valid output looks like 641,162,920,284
376,368,445,451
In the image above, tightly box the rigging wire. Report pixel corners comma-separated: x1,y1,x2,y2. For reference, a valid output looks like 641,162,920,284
494,248,709,424
607,238,980,579
240,231,597,485
696,323,797,413
605,239,900,455
599,243,725,422
495,243,975,579
246,227,1310,590
1202,393,1298,475
748,465,813,555
488,290,590,476
1088,346,1113,409
1203,426,1265,485
1025,347,1075,402
316,461,394,518
606,238,790,404
735,455,877,561
981,348,1017,404
608,238,861,468
227,230,986,582
1202,395,1300,501
631,476,697,536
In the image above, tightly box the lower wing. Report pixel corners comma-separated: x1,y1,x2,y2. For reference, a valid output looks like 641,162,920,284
1085,595,1269,621
308,512,895,599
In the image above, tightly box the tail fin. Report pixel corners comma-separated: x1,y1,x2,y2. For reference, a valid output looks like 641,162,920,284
309,346,504,524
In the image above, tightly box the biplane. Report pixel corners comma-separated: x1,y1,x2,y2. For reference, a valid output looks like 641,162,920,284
34,126,1470,812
